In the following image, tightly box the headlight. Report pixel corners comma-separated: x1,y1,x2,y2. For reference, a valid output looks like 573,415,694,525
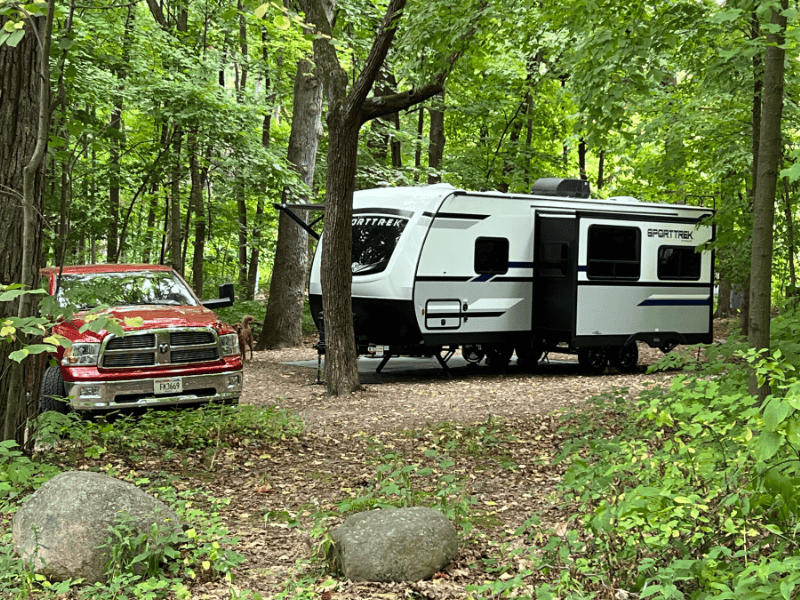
62,343,101,366
220,333,240,357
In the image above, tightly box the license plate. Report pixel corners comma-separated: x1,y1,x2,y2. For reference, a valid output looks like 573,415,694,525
368,345,388,357
154,377,182,395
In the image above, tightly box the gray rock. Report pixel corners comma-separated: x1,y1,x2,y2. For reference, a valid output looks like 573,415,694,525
330,507,458,582
12,471,181,583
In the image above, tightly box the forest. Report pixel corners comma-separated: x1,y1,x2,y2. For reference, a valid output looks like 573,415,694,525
4,0,800,597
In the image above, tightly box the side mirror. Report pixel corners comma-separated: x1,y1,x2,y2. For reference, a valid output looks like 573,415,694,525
202,283,235,309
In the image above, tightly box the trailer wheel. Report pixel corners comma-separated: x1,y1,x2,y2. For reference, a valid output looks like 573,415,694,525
516,346,543,371
462,345,484,365
39,366,70,414
610,343,639,372
484,344,513,369
578,348,608,374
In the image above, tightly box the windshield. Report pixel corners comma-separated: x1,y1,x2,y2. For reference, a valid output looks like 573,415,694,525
352,215,408,275
55,270,198,310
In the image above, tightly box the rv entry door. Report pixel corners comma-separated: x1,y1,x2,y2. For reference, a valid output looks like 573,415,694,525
534,213,578,341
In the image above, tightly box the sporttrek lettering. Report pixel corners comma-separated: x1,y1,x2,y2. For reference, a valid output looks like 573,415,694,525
352,217,403,227
647,228,694,240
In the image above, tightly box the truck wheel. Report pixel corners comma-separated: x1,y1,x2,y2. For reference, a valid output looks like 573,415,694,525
39,366,70,414
578,348,608,374
484,344,513,369
610,343,639,372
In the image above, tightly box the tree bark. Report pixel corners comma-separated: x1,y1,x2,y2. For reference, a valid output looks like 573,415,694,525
0,5,53,443
303,0,444,394
748,0,787,399
189,133,206,297
169,126,184,274
428,94,445,184
260,58,322,349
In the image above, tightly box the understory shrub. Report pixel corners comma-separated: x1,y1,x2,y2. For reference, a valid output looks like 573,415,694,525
494,326,800,599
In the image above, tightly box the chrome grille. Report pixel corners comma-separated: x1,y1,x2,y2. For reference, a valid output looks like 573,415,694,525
171,348,219,364
104,353,156,368
107,334,156,350
101,328,220,369
171,331,215,346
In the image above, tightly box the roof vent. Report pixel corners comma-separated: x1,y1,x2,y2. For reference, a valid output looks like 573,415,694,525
531,178,590,199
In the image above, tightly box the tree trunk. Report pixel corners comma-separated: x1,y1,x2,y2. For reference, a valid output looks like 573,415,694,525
428,94,445,184
304,0,444,394
783,176,797,296
260,58,322,349
189,133,206,297
748,0,787,399
169,126,183,274
0,6,53,443
742,11,763,337
715,278,733,318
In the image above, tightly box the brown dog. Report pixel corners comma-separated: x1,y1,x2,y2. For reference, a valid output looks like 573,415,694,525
234,315,255,362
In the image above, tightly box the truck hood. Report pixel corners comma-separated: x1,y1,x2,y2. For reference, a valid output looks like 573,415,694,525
55,305,233,342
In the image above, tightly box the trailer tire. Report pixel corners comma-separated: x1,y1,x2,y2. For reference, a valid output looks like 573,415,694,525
610,343,639,372
484,344,513,369
39,366,70,414
463,345,484,365
515,346,543,371
578,348,608,374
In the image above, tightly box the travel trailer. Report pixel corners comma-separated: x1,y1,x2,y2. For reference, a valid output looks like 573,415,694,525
300,178,714,373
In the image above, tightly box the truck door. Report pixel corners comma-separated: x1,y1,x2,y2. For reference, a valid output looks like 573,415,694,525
534,213,578,342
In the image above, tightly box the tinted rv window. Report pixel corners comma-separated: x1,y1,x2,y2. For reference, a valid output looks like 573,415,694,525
658,246,701,280
475,237,509,274
587,225,640,280
351,215,408,275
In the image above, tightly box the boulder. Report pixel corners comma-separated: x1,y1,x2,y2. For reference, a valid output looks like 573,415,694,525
13,471,181,583
330,507,457,582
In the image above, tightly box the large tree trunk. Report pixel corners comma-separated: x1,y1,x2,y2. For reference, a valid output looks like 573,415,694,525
304,0,444,394
748,0,787,399
169,127,183,274
189,133,206,297
0,7,53,443
260,58,322,349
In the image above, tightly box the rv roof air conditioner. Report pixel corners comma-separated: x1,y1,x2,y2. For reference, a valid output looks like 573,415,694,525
531,178,590,199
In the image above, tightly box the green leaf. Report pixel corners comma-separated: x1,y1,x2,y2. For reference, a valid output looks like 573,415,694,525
4,29,25,48
273,14,290,29
764,397,791,431
9,349,29,363
755,430,782,462
254,3,269,19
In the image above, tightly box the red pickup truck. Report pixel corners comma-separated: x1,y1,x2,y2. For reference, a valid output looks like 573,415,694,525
39,264,243,414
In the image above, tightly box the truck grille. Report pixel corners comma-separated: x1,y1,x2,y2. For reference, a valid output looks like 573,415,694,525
101,328,220,369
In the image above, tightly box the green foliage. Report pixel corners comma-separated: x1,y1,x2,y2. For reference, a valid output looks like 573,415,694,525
31,403,304,458
480,319,800,598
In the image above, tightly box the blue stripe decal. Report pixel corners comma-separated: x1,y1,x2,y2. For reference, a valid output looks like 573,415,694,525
508,261,534,269
471,274,495,282
577,265,587,272
638,299,711,306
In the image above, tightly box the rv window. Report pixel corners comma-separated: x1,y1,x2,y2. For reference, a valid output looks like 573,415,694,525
351,216,408,275
658,246,701,280
587,225,640,280
474,237,509,274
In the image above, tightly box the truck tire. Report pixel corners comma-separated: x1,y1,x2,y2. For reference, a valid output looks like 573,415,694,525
578,347,608,374
39,366,70,414
610,343,639,372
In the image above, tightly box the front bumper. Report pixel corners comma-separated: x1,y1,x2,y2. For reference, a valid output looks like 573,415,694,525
65,369,243,412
